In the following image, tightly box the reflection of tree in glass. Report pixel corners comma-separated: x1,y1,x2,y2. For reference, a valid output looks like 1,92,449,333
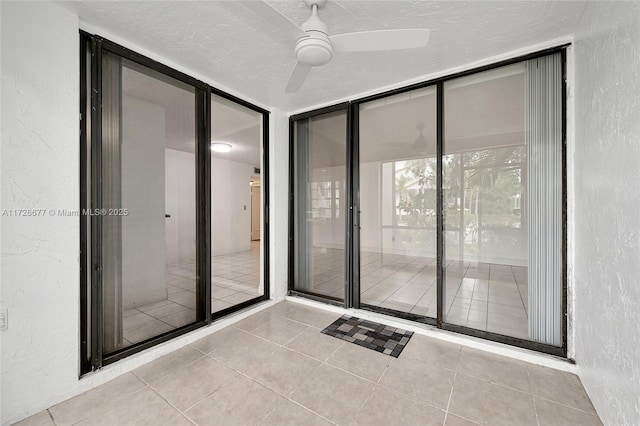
391,158,438,250
445,146,525,255
394,146,526,255
396,158,437,229
464,146,524,225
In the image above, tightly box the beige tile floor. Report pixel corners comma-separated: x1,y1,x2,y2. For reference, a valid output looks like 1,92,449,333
21,301,601,426
304,248,529,340
118,243,261,349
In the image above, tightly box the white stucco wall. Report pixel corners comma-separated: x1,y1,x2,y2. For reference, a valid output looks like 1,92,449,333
1,2,80,424
573,1,640,424
269,108,289,300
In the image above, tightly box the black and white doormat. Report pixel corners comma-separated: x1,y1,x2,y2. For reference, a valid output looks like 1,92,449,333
321,315,413,358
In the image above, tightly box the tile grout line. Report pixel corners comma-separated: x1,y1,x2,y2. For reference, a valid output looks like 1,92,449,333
447,413,483,426
453,369,534,397
531,395,601,416
181,369,244,414
532,397,541,426
219,321,345,370
442,370,457,426
529,368,542,426
353,356,396,421
65,379,179,426
46,409,58,426
237,325,332,364
369,373,451,417
525,365,598,415
457,351,599,416
133,369,201,425
321,351,392,386
279,323,313,347
255,403,278,425
442,346,463,425
276,384,340,426
209,355,338,426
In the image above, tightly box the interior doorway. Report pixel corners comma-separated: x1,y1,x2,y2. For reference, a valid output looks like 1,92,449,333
250,176,261,241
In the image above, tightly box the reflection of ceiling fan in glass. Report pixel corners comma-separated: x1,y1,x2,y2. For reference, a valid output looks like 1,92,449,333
384,124,430,155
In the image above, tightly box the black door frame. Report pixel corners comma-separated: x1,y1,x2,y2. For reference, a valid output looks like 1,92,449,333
80,31,271,374
288,103,350,307
288,44,569,358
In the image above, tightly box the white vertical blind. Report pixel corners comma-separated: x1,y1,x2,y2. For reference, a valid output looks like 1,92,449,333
294,118,314,292
526,53,563,346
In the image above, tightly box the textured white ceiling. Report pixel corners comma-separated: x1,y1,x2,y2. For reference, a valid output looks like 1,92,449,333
61,1,586,113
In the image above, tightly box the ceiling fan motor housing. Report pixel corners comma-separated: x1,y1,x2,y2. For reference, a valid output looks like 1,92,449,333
295,34,332,66
296,2,332,66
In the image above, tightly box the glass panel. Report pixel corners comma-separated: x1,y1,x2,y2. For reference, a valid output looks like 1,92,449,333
358,87,437,315
102,53,197,353
443,58,562,345
292,110,347,300
210,94,263,313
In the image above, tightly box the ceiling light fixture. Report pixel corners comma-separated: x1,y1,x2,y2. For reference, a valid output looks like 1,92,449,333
211,142,232,153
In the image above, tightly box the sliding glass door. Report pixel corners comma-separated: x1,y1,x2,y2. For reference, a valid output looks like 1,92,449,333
81,32,270,372
210,94,266,315
99,52,201,354
443,54,564,346
291,106,348,301
289,49,566,355
358,87,437,317
442,62,530,338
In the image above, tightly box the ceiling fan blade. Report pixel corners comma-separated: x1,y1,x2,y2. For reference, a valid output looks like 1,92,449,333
330,29,430,52
286,62,312,93
239,1,306,39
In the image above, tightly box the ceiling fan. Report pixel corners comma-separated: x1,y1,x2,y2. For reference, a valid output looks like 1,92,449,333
241,0,431,93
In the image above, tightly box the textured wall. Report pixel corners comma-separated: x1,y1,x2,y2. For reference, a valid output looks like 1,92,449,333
269,108,289,300
573,1,640,424
0,2,79,424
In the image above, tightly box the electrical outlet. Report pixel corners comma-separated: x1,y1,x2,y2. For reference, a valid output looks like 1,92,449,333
0,309,7,331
